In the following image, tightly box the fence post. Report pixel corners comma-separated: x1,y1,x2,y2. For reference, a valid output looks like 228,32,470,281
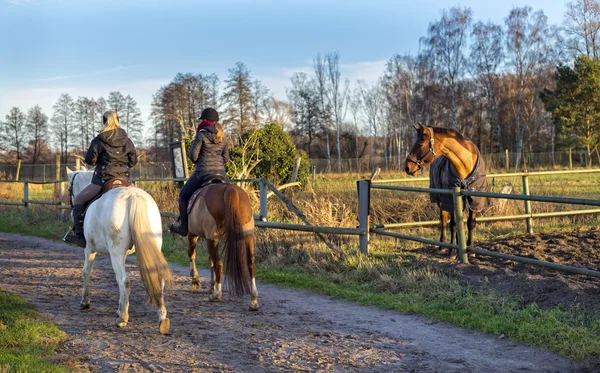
569,148,573,169
15,159,22,181
259,179,268,221
505,149,509,172
23,181,29,218
358,180,371,255
312,165,316,187
75,158,80,171
452,186,469,264
522,172,533,234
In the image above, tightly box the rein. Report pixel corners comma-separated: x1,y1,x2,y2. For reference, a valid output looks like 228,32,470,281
406,127,437,170
68,173,79,208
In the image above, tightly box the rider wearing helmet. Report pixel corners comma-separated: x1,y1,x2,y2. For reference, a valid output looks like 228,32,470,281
170,107,230,236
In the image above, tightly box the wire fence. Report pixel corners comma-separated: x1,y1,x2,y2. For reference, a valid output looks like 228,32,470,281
0,149,598,181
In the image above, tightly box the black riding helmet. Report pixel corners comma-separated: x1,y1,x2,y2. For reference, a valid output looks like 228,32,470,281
199,108,219,122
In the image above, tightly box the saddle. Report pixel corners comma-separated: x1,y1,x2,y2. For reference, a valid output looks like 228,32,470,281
83,177,132,216
187,173,226,213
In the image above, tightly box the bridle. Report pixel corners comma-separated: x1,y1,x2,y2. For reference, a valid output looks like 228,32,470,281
68,173,79,208
406,127,437,170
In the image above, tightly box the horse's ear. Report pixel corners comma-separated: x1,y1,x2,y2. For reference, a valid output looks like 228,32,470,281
413,122,425,132
66,166,73,176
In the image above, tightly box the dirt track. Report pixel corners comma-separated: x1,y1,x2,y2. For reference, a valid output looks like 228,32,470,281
0,233,587,372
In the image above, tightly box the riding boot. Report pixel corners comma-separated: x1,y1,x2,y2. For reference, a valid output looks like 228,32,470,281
63,205,87,247
169,198,189,237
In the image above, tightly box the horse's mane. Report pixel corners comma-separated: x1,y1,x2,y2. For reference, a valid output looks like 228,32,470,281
431,127,465,140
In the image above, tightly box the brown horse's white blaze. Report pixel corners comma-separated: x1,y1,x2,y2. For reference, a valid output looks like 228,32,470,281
405,123,486,259
187,183,258,311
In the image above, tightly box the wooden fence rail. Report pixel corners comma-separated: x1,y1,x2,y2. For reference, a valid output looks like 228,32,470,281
1,173,600,278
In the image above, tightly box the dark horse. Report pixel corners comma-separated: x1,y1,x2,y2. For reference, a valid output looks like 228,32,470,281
405,123,489,259
186,183,258,311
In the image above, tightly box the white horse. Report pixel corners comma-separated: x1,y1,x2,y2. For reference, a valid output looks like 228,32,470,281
66,167,172,334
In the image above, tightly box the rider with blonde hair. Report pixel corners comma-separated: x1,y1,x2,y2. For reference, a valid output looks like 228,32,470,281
170,107,230,236
64,110,137,247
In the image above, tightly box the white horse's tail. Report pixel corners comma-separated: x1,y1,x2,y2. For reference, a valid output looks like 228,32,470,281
128,194,172,306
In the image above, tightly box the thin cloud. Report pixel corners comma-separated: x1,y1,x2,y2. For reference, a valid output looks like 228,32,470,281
36,66,133,82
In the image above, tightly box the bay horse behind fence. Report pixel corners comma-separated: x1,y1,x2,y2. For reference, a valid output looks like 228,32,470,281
185,182,258,311
405,123,490,259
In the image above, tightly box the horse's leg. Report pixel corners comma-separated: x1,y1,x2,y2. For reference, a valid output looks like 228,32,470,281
438,204,448,251
467,210,477,258
207,239,222,302
449,213,457,261
207,239,215,295
80,247,97,310
187,234,200,291
246,234,259,311
110,253,130,328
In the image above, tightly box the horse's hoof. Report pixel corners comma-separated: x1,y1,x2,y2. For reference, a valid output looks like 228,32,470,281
209,294,221,302
209,287,215,295
159,318,171,335
80,303,90,310
191,279,200,291
249,302,259,312
116,320,127,328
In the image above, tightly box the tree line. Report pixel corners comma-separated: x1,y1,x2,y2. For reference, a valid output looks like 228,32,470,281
1,92,144,163
2,1,600,170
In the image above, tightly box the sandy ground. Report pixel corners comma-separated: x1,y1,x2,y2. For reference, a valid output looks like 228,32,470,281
0,232,588,373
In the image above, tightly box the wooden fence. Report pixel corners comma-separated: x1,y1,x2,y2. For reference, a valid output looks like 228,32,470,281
1,169,600,277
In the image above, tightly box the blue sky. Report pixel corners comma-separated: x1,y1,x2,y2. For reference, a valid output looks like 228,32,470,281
0,0,565,132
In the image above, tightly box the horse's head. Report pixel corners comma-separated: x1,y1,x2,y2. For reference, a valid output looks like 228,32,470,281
405,123,437,176
66,166,94,198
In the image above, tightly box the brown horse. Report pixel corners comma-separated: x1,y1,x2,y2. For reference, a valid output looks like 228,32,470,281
186,183,258,311
405,123,489,259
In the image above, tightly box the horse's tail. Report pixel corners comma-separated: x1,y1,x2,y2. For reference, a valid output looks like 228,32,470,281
128,194,172,306
223,185,251,296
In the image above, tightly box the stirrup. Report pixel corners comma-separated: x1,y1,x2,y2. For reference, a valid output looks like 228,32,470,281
63,229,86,248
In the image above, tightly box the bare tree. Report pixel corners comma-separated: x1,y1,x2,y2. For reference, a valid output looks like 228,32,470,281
506,6,554,168
470,20,504,153
424,6,473,131
107,91,126,113
287,73,321,158
358,80,385,161
122,95,144,144
324,51,350,171
250,79,270,127
314,54,332,171
26,105,48,163
222,62,254,139
95,96,107,132
51,93,76,162
564,0,600,58
2,107,27,160
264,98,292,130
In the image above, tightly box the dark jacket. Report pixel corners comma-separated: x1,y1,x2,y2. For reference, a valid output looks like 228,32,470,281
189,126,229,176
85,128,137,185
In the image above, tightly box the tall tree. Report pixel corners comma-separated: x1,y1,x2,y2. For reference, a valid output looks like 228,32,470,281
51,93,76,162
95,96,107,132
2,107,27,160
314,54,333,171
222,62,254,138
107,91,126,113
358,80,385,160
541,56,600,166
470,20,505,153
324,51,349,171
122,95,144,144
424,6,473,130
505,6,554,168
75,97,96,150
287,73,321,158
250,79,270,127
563,0,600,58
26,105,48,163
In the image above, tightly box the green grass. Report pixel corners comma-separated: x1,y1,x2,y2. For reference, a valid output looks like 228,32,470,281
0,290,67,373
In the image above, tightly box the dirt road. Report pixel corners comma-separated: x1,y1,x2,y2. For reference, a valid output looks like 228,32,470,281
0,233,586,372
